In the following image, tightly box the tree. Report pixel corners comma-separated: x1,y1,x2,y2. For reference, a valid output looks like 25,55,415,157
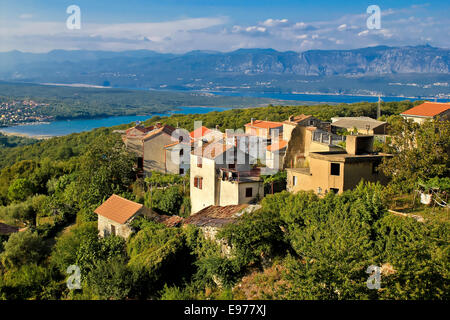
7,178,34,202
0,230,47,269
380,118,450,192
86,256,134,300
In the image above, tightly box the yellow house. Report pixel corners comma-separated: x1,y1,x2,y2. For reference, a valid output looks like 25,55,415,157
287,135,391,195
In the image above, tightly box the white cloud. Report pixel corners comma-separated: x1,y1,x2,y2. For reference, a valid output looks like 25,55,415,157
337,24,347,31
358,30,369,37
19,13,33,19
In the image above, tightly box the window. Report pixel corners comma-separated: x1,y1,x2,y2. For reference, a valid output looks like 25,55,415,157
110,225,116,236
194,176,203,189
330,163,340,176
137,157,143,169
197,156,202,168
330,188,339,194
293,176,298,186
245,187,253,198
309,120,314,126
228,163,236,169
179,168,184,175
179,136,184,142
179,148,184,156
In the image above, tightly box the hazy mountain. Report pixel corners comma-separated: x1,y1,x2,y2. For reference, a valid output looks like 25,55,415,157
0,45,448,96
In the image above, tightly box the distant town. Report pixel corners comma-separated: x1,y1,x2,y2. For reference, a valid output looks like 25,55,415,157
0,99,53,127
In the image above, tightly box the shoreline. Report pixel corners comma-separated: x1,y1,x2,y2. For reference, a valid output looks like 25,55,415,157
0,130,54,140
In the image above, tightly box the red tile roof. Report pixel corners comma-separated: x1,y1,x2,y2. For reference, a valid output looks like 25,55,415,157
183,204,248,228
401,102,450,117
267,139,288,152
245,120,283,129
0,222,19,235
192,141,233,159
153,215,184,227
284,114,313,124
94,194,143,224
190,126,211,138
142,124,176,141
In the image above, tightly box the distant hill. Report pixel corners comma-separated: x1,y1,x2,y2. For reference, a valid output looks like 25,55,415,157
0,45,449,96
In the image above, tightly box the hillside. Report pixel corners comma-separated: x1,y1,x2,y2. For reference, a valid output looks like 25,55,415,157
1,46,449,97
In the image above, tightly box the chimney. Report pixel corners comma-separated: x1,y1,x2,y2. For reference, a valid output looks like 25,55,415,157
345,135,374,155
288,115,294,122
216,125,220,130
251,118,255,125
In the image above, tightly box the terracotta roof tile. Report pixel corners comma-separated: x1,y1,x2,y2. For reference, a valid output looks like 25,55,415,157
284,114,313,124
183,204,248,228
192,141,233,159
267,139,288,152
142,124,176,141
153,215,184,227
245,120,283,129
94,194,143,224
190,126,212,138
400,102,450,117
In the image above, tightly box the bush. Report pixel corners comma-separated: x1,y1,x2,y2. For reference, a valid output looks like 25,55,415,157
0,230,47,269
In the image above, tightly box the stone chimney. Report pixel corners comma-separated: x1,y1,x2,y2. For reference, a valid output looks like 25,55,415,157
251,118,255,125
288,115,294,122
345,135,374,155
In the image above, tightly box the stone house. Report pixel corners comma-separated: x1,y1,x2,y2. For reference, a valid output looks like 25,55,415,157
183,204,261,255
94,194,154,239
190,139,264,214
286,135,391,195
400,102,450,124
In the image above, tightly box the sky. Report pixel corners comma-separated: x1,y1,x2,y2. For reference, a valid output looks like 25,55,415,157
0,0,449,53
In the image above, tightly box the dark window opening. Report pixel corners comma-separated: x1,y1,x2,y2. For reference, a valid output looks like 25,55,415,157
179,136,184,142
330,188,339,194
179,149,184,156
137,157,143,169
228,163,236,169
245,187,253,198
194,177,203,189
110,225,116,236
179,168,184,175
330,163,340,176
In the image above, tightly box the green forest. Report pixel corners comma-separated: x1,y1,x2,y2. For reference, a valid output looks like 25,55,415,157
0,100,448,300
0,82,307,121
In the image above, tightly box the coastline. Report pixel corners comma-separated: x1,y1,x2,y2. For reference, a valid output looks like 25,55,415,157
0,130,53,140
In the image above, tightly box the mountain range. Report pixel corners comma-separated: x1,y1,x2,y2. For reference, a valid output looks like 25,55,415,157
0,45,449,97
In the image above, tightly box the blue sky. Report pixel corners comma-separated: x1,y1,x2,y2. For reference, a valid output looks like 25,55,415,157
0,0,449,52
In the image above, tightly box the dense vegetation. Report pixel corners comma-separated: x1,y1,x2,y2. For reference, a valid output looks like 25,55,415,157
0,82,303,120
0,100,448,300
0,133,37,149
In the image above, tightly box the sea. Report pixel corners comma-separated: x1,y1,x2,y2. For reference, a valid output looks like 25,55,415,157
1,91,448,138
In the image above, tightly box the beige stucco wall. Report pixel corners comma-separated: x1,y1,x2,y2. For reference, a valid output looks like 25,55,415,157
190,156,219,214
124,137,144,157
142,132,175,175
165,144,190,175
287,156,389,194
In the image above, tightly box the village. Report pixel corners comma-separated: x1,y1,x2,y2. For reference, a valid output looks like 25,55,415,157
0,100,53,127
89,101,450,243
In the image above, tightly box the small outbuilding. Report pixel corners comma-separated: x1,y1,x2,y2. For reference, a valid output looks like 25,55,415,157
94,194,154,239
